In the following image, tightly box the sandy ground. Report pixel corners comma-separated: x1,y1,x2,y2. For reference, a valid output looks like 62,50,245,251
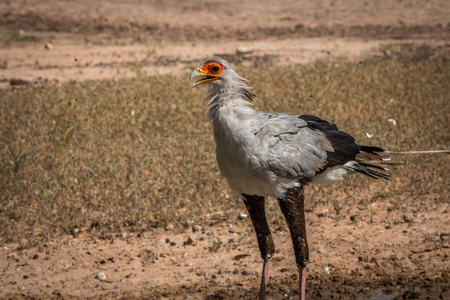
1,0,449,88
1,198,449,299
1,0,449,299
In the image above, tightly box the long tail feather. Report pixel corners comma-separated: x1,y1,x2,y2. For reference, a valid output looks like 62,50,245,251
385,150,450,155
351,147,448,181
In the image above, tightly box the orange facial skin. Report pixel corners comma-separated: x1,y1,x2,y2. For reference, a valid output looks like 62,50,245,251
191,61,227,87
196,62,226,82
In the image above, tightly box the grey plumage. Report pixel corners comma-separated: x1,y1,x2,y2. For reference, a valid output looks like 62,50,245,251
191,58,389,198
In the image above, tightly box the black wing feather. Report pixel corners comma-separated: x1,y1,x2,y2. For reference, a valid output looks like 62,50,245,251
298,115,359,168
298,115,390,180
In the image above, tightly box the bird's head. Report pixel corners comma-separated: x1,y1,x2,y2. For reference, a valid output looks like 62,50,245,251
190,58,232,88
190,58,255,102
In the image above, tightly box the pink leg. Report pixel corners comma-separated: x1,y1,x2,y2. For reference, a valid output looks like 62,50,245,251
299,266,306,300
259,260,270,300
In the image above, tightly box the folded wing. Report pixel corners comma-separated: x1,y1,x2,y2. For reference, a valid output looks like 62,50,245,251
255,113,390,182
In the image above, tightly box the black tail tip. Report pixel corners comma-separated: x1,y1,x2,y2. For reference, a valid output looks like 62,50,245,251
359,145,385,153
350,162,391,181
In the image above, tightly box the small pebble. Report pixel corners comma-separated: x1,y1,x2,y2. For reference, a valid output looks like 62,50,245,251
183,237,194,246
96,272,106,281
403,214,413,223
318,209,329,217
192,225,202,232
170,241,176,246
238,213,248,220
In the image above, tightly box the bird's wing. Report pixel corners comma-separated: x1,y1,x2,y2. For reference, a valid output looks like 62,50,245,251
298,115,361,167
255,114,360,179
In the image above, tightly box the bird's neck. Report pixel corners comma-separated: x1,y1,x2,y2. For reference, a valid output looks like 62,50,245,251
207,87,259,146
207,83,255,121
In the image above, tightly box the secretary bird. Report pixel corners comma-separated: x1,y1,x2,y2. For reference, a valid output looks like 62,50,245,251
189,58,448,300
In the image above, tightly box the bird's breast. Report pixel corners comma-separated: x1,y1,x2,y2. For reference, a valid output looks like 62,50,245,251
211,104,272,195
215,141,278,197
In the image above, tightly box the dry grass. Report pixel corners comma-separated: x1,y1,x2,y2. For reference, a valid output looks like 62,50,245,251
0,55,449,247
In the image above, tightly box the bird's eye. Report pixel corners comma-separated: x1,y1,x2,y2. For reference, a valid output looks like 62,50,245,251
211,66,220,72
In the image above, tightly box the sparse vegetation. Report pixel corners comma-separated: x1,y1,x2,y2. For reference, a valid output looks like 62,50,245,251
209,238,223,253
0,31,42,47
0,56,448,246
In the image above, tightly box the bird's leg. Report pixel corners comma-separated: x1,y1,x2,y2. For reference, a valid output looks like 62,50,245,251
277,186,309,300
242,194,275,300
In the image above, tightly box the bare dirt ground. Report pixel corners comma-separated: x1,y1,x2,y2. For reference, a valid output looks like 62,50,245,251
1,0,449,299
2,199,450,300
